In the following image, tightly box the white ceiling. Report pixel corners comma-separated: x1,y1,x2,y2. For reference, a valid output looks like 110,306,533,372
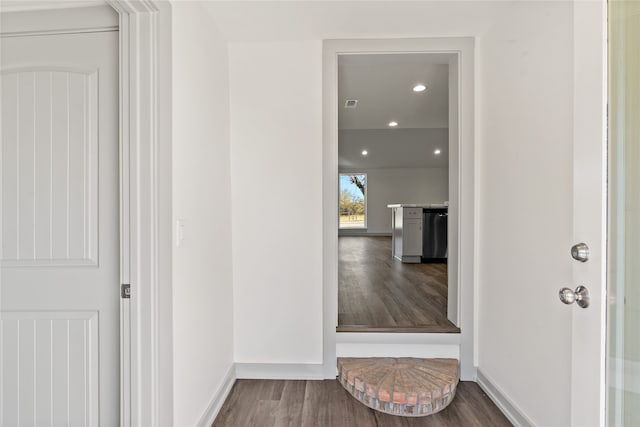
337,54,449,169
338,54,449,130
339,129,448,169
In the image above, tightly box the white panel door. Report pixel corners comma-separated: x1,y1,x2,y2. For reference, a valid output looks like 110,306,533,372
0,30,119,426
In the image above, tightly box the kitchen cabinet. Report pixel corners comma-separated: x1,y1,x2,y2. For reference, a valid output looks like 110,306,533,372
390,206,423,263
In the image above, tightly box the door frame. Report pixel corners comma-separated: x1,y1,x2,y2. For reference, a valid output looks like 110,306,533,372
105,1,172,426
322,38,476,379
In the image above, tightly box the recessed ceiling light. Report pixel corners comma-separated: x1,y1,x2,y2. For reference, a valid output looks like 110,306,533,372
413,84,427,92
434,149,441,155
388,121,398,127
362,150,368,156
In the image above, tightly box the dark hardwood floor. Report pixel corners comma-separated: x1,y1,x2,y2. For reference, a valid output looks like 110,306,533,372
338,236,459,333
213,380,512,427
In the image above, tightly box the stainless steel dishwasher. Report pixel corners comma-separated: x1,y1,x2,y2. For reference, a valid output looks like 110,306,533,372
422,208,448,262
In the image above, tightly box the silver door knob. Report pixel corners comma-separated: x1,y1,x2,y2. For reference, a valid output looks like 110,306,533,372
559,285,590,308
571,242,590,262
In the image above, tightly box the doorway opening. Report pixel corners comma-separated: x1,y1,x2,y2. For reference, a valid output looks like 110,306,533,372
322,37,475,379
336,53,459,333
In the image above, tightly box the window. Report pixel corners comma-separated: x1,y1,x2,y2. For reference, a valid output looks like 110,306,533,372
339,173,367,229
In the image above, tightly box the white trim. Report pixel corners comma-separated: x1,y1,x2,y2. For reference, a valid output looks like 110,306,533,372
476,369,535,427
337,332,460,360
106,1,171,426
323,37,476,381
0,4,118,35
0,26,118,38
322,39,339,379
196,365,237,427
447,55,460,325
0,259,98,267
0,64,100,74
235,363,326,380
336,332,461,344
0,1,105,13
337,343,459,359
338,231,391,237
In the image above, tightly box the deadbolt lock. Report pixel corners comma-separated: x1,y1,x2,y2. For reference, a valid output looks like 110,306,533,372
571,242,590,262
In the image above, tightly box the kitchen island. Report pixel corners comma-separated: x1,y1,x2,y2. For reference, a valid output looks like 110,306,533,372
388,203,448,263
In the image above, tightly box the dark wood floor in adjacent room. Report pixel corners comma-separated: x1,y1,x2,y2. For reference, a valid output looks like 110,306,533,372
212,380,512,427
338,236,458,332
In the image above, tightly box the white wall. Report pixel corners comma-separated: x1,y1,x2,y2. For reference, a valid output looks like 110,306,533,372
229,41,324,364
339,168,448,234
221,2,576,425
171,3,234,425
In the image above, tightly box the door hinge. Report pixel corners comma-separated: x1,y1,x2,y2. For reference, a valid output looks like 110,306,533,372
121,283,131,299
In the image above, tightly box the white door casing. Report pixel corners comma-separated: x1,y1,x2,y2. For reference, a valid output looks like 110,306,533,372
105,2,173,426
570,1,607,425
1,27,120,426
323,38,475,379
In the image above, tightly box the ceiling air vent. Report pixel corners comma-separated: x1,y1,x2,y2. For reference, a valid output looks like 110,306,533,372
344,99,358,108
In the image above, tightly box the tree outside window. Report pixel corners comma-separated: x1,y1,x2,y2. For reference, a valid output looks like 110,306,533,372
339,173,367,229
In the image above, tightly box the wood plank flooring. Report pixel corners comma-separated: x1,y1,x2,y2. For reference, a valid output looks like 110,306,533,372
212,380,512,427
338,236,459,332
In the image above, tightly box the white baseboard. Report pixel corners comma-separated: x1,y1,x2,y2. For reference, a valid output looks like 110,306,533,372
336,332,460,359
476,369,534,427
336,332,462,344
338,231,392,237
235,363,326,380
337,343,459,359
196,364,237,427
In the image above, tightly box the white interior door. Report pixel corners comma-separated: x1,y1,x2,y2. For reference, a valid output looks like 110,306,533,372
0,26,120,426
569,1,607,425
